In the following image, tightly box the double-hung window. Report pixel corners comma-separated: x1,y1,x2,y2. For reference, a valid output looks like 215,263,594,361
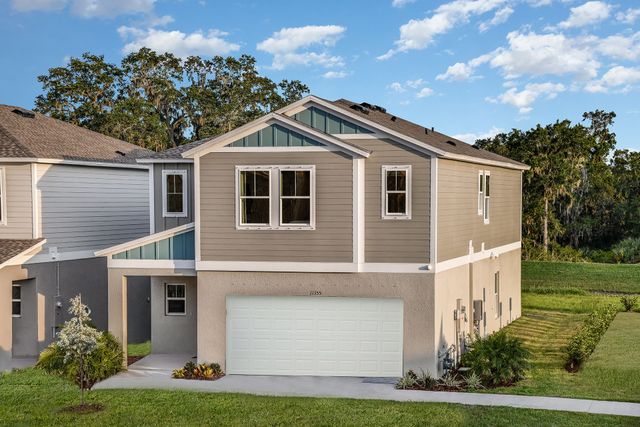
478,170,490,224
165,283,186,315
382,165,411,219
280,167,313,226
238,168,271,226
162,170,187,217
494,272,500,319
12,284,21,317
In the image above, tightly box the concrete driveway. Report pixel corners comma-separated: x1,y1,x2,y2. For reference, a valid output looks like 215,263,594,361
94,354,640,418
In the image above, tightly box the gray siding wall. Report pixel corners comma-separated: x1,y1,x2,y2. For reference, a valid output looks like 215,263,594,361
151,276,197,354
0,163,33,239
358,138,431,263
37,164,149,254
199,151,353,262
437,159,521,262
153,163,194,233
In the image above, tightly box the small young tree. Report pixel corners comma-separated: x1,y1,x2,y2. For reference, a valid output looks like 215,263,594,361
56,295,102,405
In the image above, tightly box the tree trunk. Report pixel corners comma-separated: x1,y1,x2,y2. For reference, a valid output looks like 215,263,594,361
543,197,549,253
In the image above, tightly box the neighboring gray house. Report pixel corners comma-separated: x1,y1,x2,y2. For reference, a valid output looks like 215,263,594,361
0,105,152,371
100,95,529,377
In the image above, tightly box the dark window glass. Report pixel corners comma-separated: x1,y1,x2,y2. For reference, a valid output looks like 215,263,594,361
281,171,296,197
167,284,185,298
12,301,21,316
281,170,311,224
386,170,406,191
387,193,406,214
241,170,269,197
281,170,310,197
242,198,270,224
167,299,185,314
166,173,185,214
282,199,310,224
485,175,491,197
12,285,20,300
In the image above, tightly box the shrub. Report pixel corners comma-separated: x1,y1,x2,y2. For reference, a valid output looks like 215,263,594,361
611,238,640,264
584,249,617,264
565,304,617,371
37,331,123,390
439,373,462,390
464,372,484,391
416,369,437,390
172,362,224,380
461,331,530,386
620,295,638,312
395,370,417,390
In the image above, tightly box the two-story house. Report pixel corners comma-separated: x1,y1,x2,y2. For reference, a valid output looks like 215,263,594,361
98,96,528,377
0,105,152,371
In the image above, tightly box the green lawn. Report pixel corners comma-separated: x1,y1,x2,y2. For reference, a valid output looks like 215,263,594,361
522,292,623,313
523,261,640,294
127,341,151,357
0,369,634,427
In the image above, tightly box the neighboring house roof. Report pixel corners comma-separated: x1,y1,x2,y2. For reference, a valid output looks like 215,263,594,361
0,238,45,268
138,138,210,161
0,105,152,164
328,98,528,169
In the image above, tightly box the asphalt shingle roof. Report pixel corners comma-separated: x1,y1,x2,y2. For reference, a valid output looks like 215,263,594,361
0,238,44,265
0,105,152,164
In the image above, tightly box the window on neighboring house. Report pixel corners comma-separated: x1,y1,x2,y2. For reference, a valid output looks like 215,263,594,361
280,168,313,226
162,170,187,218
165,283,186,315
382,165,411,219
238,168,271,226
484,172,491,224
12,284,21,317
478,171,484,215
494,272,500,319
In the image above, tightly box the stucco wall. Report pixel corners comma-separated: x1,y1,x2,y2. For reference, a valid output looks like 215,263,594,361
11,278,37,357
196,271,436,374
150,276,197,354
0,265,29,371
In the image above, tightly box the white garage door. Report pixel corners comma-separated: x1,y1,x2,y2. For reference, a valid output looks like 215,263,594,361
226,296,404,377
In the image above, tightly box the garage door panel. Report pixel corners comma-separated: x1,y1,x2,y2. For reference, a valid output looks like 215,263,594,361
226,296,404,377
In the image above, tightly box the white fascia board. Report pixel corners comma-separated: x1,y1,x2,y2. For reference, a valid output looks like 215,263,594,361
94,223,195,257
26,249,97,264
0,158,150,170
0,239,46,269
436,241,521,273
107,259,196,271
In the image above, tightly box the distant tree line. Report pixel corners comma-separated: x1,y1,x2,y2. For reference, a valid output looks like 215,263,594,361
34,49,309,151
477,111,640,262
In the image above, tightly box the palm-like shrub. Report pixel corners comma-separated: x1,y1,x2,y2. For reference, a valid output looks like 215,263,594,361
461,331,531,386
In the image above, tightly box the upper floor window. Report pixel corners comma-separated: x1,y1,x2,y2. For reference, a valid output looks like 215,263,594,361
12,284,21,317
162,170,187,218
478,170,490,224
236,165,315,230
382,165,411,220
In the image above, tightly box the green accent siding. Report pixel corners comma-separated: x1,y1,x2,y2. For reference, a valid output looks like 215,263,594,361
230,124,323,148
293,106,372,135
113,230,195,260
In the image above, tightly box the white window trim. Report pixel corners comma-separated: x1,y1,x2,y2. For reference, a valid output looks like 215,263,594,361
494,272,500,319
381,165,412,220
165,283,186,316
235,165,316,231
483,170,491,225
12,284,20,318
477,170,484,216
0,167,6,226
162,170,188,218
278,166,316,229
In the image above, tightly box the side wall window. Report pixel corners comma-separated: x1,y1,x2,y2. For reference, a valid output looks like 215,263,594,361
165,283,186,315
162,170,188,218
494,272,500,319
478,170,490,223
12,284,21,317
382,165,412,220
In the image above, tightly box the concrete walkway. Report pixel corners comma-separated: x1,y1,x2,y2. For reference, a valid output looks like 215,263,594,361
95,354,640,418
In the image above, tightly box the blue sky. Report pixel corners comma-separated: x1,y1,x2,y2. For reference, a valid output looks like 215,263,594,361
1,0,639,148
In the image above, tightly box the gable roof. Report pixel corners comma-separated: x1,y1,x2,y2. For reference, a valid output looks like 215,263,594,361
0,238,45,269
0,105,152,165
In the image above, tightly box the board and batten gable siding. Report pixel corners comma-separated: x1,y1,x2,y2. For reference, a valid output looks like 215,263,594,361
153,163,194,233
437,159,521,262
37,164,149,253
0,163,33,239
355,138,431,263
199,151,353,262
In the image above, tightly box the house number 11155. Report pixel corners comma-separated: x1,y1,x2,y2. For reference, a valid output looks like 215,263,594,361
309,291,322,296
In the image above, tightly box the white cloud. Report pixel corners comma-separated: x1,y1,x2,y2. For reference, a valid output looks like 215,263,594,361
453,126,503,144
388,82,405,92
378,0,506,60
323,70,348,79
257,25,346,70
118,27,240,57
436,62,476,81
593,33,640,61
556,1,611,29
616,8,640,24
391,0,415,7
416,87,435,98
388,78,427,93
527,0,552,7
147,15,174,27
11,0,155,17
406,78,425,88
585,66,640,93
479,6,513,32
487,82,566,113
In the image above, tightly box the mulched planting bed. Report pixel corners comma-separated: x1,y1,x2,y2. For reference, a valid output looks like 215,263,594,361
127,355,145,366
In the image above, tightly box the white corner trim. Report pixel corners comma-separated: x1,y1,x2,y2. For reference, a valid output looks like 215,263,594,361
149,164,155,233
436,241,521,273
94,223,195,256
194,156,201,263
161,169,188,218
107,259,196,270
31,164,38,237
0,239,46,269
429,157,437,268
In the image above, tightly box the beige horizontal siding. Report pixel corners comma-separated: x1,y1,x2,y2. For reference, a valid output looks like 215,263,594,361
437,159,521,262
356,138,430,263
199,151,353,262
0,163,33,239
